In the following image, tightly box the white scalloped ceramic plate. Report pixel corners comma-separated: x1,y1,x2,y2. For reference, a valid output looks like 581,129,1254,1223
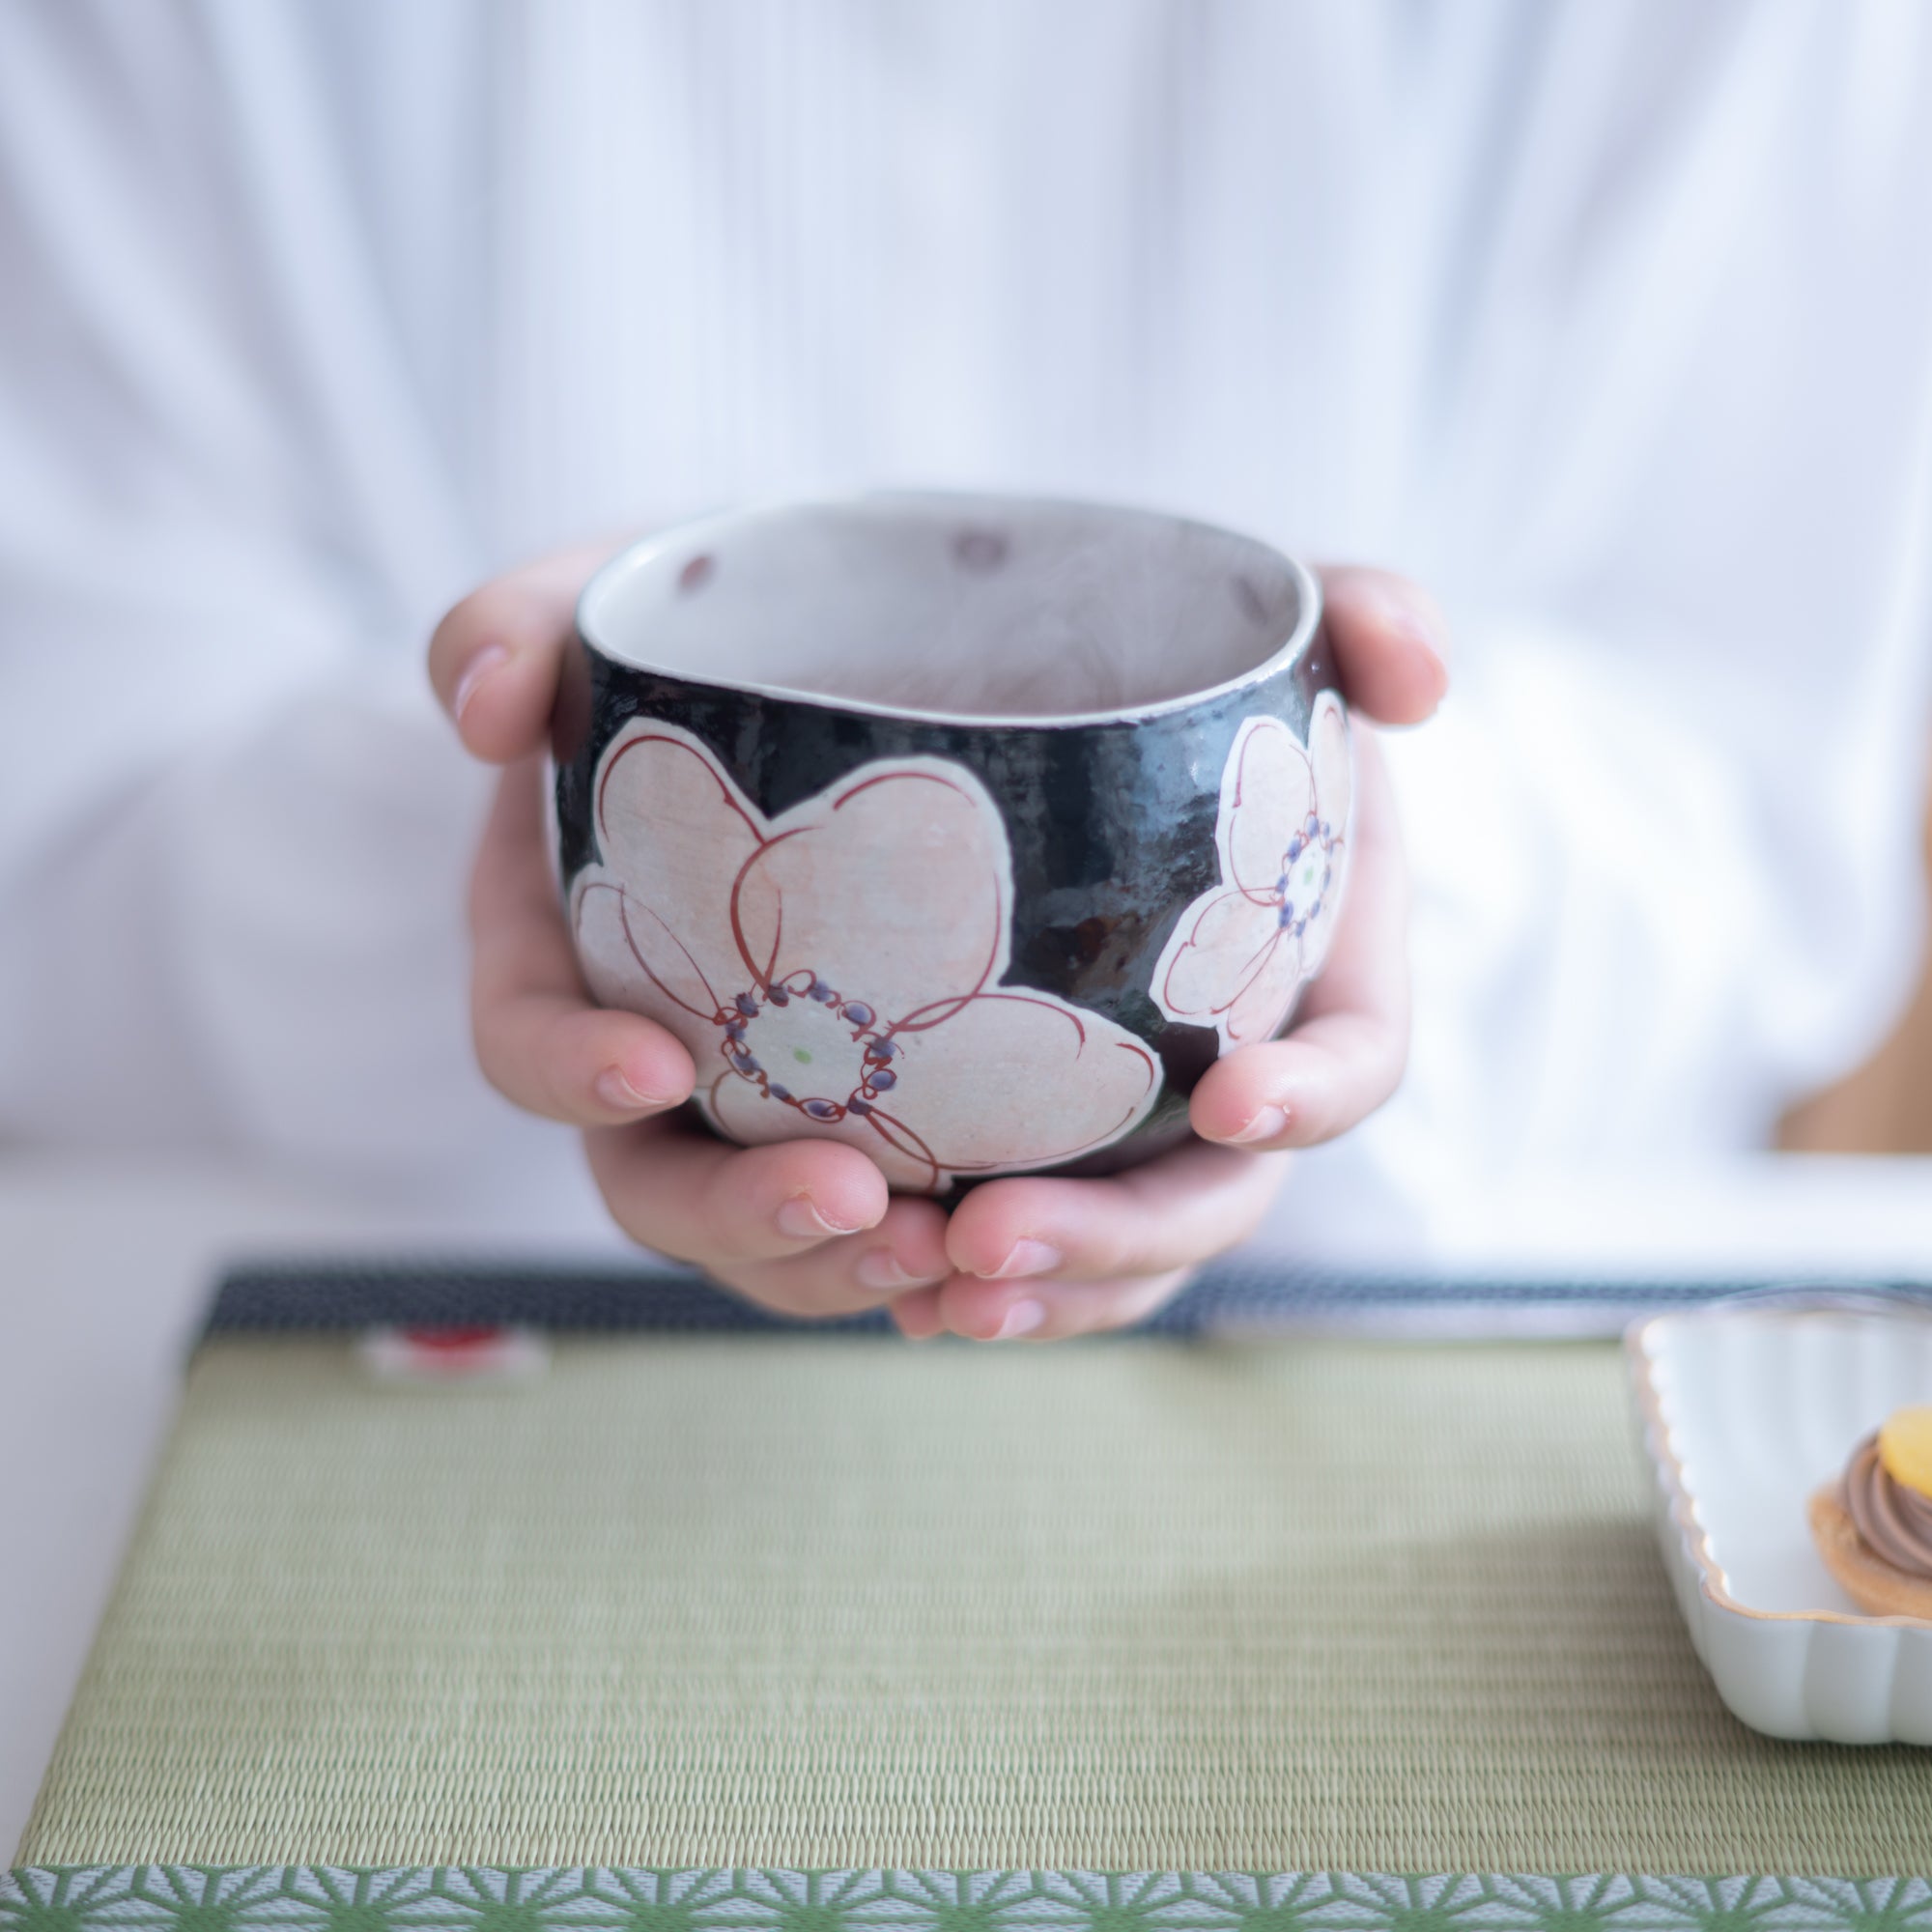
1626,1301,1932,1743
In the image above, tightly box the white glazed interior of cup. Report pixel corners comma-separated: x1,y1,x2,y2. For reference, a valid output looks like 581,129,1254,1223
579,492,1318,724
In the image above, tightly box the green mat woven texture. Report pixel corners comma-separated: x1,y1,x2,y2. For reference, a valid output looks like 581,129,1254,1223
19,1335,1932,1872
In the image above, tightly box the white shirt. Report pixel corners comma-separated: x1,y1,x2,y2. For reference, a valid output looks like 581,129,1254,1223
2,0,1930,1257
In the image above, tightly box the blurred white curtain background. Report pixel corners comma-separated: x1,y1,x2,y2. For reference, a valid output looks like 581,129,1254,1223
0,0,1929,1260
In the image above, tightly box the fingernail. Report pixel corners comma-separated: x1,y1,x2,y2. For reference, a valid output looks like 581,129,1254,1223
994,1298,1048,1341
593,1067,664,1114
452,643,511,724
981,1237,1064,1280
1377,586,1450,670
776,1195,856,1240
1229,1104,1291,1146
856,1248,919,1291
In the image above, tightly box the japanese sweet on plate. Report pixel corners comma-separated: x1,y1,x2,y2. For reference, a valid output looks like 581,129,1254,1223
1629,1301,1932,1744
554,491,1347,1191
1809,1406,1932,1621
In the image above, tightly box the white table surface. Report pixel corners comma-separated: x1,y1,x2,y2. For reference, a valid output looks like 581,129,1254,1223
5,1148,1932,1861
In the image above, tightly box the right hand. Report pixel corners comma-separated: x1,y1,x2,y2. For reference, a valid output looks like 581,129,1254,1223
431,540,958,1322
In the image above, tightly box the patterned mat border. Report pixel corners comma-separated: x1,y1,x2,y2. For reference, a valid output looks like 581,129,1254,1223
202,1260,1932,1342
6,1867,1928,1932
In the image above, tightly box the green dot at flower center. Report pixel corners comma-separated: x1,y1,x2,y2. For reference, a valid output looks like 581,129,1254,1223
793,1048,812,1064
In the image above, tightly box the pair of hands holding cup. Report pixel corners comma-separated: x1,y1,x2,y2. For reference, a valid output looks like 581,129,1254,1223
429,537,1447,1342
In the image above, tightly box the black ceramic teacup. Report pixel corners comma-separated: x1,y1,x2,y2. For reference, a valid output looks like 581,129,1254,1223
554,492,1350,1192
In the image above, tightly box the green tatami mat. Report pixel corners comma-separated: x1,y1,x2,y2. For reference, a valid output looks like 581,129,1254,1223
19,1336,1932,1872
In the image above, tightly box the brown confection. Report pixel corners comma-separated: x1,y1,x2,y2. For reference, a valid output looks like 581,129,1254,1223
1808,1486,1932,1622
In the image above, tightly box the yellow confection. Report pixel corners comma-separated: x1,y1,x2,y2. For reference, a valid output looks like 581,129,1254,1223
1877,1406,1932,1500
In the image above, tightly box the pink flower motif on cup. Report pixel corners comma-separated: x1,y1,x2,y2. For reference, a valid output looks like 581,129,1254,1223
571,723,1161,1193
1151,692,1353,1052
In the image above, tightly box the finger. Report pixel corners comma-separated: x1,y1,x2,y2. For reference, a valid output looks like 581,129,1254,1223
714,1198,952,1321
469,760,696,1122
932,1267,1195,1343
583,1115,892,1265
941,1137,1290,1287
1318,565,1450,726
889,1286,948,1341
1191,728,1408,1150
428,535,632,763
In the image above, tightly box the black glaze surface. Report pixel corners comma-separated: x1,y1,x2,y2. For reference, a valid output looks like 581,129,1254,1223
554,623,1336,1173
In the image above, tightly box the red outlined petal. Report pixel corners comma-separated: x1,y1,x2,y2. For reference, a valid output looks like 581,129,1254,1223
1308,690,1352,837
1223,716,1315,904
882,991,1160,1173
1220,925,1306,1045
592,725,761,997
732,760,1010,1013
853,1104,946,1193
571,871,734,1079
573,877,720,1021
1155,890,1287,1026
1298,692,1354,980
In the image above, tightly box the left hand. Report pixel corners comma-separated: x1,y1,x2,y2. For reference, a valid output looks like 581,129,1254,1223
889,575,1439,1338
431,553,1445,1341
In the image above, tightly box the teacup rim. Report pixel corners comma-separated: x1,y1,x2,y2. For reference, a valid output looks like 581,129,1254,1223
575,489,1324,731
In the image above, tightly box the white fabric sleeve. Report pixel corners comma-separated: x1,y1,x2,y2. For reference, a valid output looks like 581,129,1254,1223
1374,591,1932,1192
0,1,598,1224
1363,0,1932,1194
4,0,1931,1244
